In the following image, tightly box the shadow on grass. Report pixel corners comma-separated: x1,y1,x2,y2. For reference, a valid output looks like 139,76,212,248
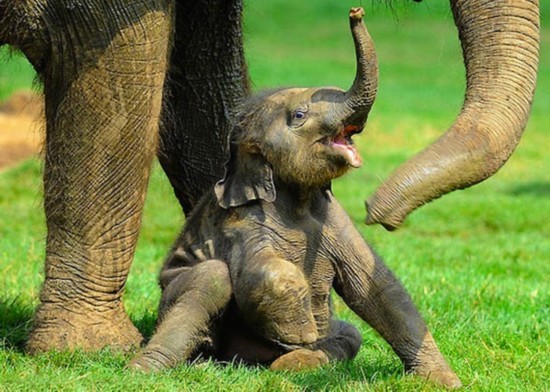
0,296,34,351
507,181,550,197
282,358,402,390
203,354,402,390
131,311,158,344
1,297,404,389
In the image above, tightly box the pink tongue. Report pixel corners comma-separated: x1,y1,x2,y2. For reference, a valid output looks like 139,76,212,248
333,141,362,168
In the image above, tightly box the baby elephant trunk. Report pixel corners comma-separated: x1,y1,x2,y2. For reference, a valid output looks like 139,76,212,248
335,8,379,126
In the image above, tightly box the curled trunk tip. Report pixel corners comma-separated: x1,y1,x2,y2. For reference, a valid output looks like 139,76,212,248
350,7,365,20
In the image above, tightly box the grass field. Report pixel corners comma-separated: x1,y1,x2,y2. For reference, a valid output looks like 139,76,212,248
1,1,549,390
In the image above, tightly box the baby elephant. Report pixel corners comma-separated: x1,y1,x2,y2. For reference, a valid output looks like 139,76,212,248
130,8,461,388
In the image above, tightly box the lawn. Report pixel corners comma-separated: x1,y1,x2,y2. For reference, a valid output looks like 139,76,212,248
1,1,549,390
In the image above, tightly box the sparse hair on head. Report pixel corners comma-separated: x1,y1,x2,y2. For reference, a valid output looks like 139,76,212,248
230,88,287,145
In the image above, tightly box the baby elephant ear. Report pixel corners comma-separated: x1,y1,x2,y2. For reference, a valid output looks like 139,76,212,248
214,145,276,209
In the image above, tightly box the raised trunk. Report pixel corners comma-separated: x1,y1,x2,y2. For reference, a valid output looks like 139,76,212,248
344,8,379,122
332,8,378,127
366,0,540,230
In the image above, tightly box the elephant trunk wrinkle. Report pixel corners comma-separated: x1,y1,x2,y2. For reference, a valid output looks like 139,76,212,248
366,0,540,230
342,7,379,125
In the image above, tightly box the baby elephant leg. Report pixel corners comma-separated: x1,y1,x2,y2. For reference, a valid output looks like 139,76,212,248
270,320,361,371
313,319,362,361
234,257,317,345
129,259,231,372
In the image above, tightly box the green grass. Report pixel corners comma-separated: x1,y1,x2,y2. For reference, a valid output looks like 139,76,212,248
1,1,549,390
0,48,36,100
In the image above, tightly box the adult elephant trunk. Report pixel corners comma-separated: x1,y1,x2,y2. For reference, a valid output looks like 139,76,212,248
366,0,540,230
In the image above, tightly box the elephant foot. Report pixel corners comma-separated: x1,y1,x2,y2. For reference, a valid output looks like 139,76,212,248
409,366,462,389
399,333,462,389
26,301,143,354
128,357,157,373
407,360,462,389
270,349,329,372
127,347,171,373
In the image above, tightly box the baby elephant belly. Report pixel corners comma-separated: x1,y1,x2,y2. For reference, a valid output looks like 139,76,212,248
233,257,318,345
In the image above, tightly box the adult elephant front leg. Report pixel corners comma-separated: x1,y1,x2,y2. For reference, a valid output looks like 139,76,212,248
13,1,175,353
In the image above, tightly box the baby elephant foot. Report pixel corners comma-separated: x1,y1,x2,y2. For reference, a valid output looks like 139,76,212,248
127,355,159,373
401,333,462,388
409,366,462,389
127,347,172,373
270,349,329,372
407,349,462,388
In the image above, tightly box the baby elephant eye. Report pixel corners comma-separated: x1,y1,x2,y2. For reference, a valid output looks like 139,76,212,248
288,108,309,128
294,110,307,120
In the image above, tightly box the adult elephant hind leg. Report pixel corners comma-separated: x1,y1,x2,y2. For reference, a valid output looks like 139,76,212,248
129,260,232,372
25,1,174,353
158,0,250,214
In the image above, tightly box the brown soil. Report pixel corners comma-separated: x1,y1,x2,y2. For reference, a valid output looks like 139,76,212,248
0,91,44,170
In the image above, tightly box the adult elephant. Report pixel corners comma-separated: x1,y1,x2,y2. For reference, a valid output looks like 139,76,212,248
0,0,540,354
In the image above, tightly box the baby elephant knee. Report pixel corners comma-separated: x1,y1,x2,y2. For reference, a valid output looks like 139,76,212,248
195,260,231,300
235,258,318,345
160,259,231,318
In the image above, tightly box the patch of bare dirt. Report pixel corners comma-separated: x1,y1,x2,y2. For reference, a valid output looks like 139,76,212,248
0,91,44,171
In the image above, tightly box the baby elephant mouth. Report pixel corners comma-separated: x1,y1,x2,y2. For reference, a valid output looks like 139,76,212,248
321,125,363,168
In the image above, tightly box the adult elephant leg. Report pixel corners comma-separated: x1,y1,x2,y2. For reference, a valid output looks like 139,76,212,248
21,1,174,353
158,0,250,214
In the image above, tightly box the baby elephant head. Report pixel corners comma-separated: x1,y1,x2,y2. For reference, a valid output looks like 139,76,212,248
216,8,377,209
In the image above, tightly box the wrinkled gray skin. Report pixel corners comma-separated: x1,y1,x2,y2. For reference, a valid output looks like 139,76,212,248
1,0,249,353
0,0,539,383
130,10,461,388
